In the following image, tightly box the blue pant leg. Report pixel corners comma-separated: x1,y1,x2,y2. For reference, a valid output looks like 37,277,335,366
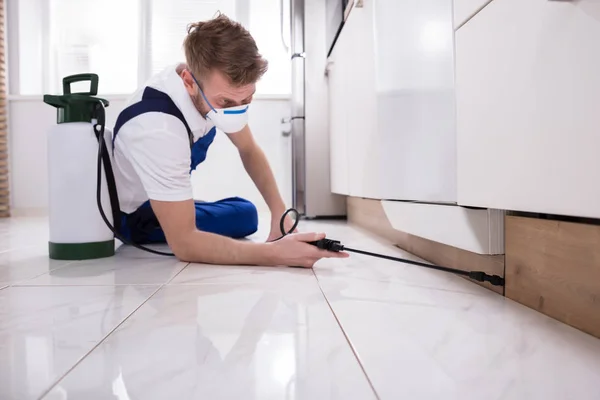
120,201,167,244
122,197,258,244
194,197,258,238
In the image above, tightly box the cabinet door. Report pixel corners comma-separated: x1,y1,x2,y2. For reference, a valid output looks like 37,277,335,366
328,45,350,195
371,0,457,203
342,1,380,199
456,0,600,218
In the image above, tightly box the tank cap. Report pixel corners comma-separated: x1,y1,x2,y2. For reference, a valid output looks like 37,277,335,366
43,73,110,124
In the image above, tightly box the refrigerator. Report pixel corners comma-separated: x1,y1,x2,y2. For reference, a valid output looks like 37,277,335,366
288,0,347,218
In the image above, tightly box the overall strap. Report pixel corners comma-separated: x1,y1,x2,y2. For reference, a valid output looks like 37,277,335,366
112,87,194,151
190,127,217,172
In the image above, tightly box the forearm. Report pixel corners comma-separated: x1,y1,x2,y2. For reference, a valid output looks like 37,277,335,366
240,146,286,214
148,198,278,265
175,230,276,265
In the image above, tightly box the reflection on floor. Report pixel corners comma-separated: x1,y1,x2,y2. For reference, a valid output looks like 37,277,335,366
1,216,600,400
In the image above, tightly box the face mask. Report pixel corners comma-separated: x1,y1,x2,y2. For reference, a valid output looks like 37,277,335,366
190,73,250,133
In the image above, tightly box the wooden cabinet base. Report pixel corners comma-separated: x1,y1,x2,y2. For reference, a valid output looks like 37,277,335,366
347,197,505,294
505,215,600,339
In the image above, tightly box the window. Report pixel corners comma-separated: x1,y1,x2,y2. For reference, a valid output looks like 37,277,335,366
8,0,291,96
48,0,140,95
249,0,291,95
149,0,237,76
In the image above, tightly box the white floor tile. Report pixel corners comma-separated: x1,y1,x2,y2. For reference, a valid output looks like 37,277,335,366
306,220,479,291
0,245,74,287
298,220,600,399
171,263,315,286
314,256,600,400
42,283,377,400
0,216,49,252
2,215,600,400
0,285,159,400
18,245,188,286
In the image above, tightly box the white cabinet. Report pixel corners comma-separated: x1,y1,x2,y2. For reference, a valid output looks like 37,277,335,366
456,0,600,218
328,1,379,199
327,44,350,195
328,0,456,203
371,0,457,203
343,1,379,199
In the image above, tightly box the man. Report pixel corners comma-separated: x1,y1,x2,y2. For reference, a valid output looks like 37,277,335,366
111,14,347,267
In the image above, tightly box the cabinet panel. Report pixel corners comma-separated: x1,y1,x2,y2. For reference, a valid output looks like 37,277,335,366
343,1,379,199
456,0,600,218
328,46,350,195
327,2,378,198
372,0,457,203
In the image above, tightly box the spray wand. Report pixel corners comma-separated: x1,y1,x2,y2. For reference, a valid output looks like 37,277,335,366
280,209,505,287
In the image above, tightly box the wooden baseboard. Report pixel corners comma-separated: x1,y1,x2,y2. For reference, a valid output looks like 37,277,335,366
9,208,49,217
347,197,505,294
505,215,600,339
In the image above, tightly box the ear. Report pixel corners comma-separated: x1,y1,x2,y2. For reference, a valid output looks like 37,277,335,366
179,69,197,96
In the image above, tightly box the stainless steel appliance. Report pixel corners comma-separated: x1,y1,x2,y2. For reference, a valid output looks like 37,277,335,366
286,0,346,218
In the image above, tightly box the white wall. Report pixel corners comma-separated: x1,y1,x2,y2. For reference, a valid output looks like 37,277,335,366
8,97,292,214
190,99,292,209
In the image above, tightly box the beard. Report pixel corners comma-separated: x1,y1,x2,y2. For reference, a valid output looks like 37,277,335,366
191,92,210,118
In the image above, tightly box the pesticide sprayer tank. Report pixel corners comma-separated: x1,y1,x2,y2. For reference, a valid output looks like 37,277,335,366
43,74,115,260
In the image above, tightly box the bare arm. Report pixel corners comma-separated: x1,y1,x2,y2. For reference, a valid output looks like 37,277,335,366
149,199,346,266
227,126,287,215
227,126,297,240
149,198,271,264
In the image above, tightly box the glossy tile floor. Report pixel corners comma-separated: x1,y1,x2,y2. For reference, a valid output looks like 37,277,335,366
2,216,600,400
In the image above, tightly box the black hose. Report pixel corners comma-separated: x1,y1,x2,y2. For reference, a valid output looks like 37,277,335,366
280,209,505,287
344,247,504,286
94,122,175,257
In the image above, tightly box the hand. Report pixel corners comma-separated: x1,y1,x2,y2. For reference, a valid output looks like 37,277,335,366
266,214,297,242
267,232,349,268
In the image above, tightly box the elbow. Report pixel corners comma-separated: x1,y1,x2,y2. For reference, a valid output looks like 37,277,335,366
168,237,193,262
173,248,191,262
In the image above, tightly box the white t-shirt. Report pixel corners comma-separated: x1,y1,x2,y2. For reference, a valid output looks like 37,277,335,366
112,64,215,214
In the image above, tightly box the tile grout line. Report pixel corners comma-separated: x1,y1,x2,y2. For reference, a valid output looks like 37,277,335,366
311,269,381,400
0,244,39,255
11,257,189,287
6,261,78,289
166,262,192,284
36,261,191,400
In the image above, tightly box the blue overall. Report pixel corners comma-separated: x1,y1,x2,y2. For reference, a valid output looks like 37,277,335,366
112,87,258,244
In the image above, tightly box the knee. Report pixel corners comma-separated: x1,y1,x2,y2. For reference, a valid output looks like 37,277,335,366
197,197,258,238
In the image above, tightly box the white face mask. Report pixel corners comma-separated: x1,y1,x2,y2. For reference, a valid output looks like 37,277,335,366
191,73,250,134
205,104,249,133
